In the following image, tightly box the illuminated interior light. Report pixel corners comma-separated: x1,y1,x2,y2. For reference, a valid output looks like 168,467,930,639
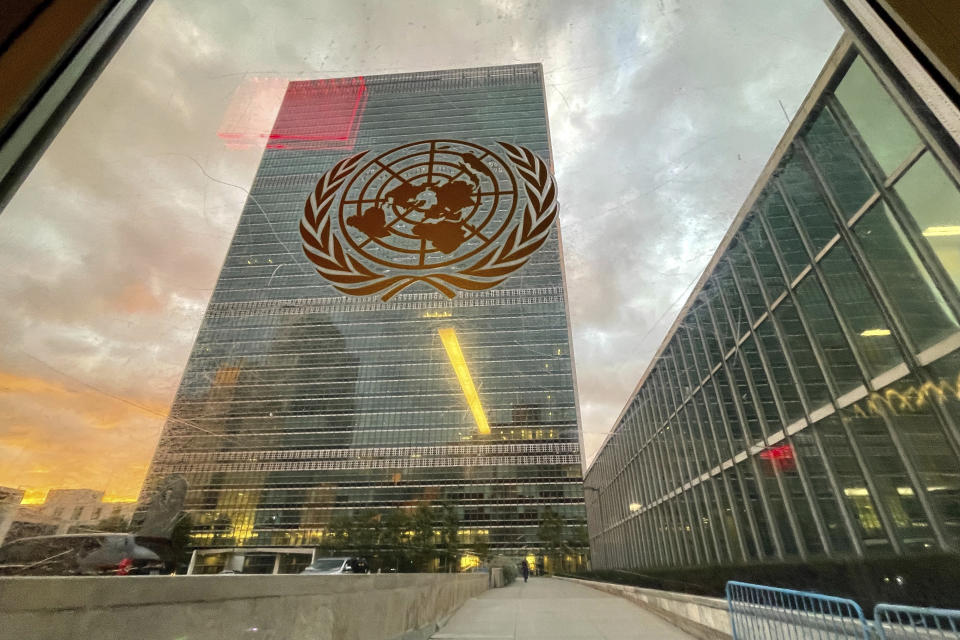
844,487,870,497
629,502,642,512
423,311,453,319
922,225,960,237
860,328,891,337
439,328,490,435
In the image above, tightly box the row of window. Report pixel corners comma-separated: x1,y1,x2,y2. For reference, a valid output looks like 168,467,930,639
587,51,960,569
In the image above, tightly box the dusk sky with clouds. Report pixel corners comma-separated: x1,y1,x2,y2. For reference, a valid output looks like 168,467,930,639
0,0,843,502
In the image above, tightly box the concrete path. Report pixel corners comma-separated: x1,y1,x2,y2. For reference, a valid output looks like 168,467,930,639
431,576,695,640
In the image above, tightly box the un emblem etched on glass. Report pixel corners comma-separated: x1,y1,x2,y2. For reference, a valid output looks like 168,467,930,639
300,139,557,300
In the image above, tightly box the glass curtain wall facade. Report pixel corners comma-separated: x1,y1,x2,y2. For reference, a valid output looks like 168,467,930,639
585,41,960,570
137,64,586,561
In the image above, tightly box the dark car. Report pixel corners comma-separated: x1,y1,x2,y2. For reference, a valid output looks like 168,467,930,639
0,533,163,576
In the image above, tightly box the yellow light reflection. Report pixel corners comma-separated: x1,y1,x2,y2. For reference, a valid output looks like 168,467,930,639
19,489,48,505
922,225,960,237
860,328,891,337
439,328,490,435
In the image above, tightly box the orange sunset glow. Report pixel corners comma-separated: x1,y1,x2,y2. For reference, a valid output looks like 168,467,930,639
0,369,168,504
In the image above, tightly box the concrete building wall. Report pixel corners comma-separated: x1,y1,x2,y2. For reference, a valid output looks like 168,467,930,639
0,573,488,640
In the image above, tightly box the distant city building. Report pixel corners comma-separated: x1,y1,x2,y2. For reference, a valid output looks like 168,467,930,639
138,64,587,569
0,487,25,544
586,32,960,570
5,489,137,542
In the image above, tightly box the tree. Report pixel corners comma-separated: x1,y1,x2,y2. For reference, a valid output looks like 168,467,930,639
438,502,461,572
351,510,381,560
537,507,565,574
380,509,412,572
410,503,436,571
322,513,354,555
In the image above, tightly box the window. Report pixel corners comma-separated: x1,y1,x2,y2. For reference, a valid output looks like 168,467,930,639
853,200,958,351
803,107,876,218
895,152,960,293
834,57,921,177
793,275,865,395
761,188,809,280
779,149,841,254
817,242,904,378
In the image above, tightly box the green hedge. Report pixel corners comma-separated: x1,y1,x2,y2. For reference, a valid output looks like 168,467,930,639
562,553,960,611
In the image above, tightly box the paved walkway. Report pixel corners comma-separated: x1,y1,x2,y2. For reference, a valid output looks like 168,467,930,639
431,576,695,640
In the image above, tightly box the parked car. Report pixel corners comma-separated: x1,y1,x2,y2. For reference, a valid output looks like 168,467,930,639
300,556,368,575
0,533,163,576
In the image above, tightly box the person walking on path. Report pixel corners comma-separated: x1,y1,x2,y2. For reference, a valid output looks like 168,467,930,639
521,561,530,583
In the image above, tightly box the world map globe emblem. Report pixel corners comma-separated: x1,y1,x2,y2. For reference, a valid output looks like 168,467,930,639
340,140,518,268
301,139,558,301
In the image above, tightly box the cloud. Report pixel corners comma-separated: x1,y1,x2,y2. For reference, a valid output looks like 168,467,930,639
0,0,843,494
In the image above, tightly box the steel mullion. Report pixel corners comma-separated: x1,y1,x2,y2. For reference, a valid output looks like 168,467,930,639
754,201,863,557
664,350,713,564
708,284,787,559
796,128,953,552
638,393,676,566
768,166,906,553
725,254,813,561
691,311,754,562
826,97,960,461
656,361,705,564
734,234,836,558
648,370,691,566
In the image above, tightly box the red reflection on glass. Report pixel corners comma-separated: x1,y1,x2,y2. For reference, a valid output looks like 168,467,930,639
217,77,368,151
759,443,796,472
265,77,367,151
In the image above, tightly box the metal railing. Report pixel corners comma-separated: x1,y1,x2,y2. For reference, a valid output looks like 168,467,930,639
727,580,870,639
727,582,960,639
874,604,960,639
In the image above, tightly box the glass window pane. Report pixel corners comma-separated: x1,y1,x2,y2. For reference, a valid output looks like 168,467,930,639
792,429,854,552
707,285,734,355
720,266,750,342
815,416,892,551
818,242,904,377
697,304,722,367
761,187,809,280
794,274,866,394
743,216,785,301
876,374,960,549
756,320,806,425
803,107,876,217
780,149,842,254
839,407,936,552
730,242,766,321
773,296,833,409
895,152,960,293
919,353,960,546
742,335,781,428
728,355,765,443
834,56,921,176
713,371,746,455
854,200,958,350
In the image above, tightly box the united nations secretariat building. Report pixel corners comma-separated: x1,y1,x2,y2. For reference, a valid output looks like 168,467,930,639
135,64,588,573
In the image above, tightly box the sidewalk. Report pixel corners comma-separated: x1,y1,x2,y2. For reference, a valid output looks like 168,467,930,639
431,576,696,640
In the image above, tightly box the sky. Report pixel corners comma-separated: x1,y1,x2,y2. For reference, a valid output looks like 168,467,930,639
0,0,843,503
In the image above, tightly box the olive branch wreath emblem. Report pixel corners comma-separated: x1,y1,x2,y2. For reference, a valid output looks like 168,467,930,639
299,141,557,301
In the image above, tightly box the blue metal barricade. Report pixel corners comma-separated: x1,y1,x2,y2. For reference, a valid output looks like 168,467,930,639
874,604,960,639
726,580,870,639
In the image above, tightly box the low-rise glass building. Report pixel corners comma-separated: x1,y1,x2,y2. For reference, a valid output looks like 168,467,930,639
585,36,960,569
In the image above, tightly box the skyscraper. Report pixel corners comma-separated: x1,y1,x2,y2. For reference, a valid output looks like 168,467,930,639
137,64,587,572
585,34,960,571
